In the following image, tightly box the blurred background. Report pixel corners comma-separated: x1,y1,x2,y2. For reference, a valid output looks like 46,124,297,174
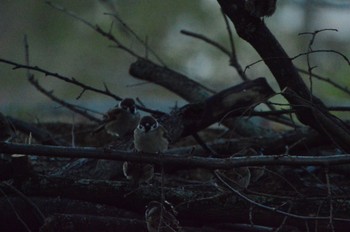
0,0,349,123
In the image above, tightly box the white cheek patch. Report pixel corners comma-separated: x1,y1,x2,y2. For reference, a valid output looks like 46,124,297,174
152,121,159,130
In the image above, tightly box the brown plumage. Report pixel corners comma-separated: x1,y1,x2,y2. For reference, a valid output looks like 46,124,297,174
134,116,169,153
93,98,140,137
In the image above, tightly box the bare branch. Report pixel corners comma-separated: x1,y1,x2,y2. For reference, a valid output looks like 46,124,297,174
2,142,350,169
0,58,121,101
218,0,350,152
129,58,215,102
28,77,101,123
213,171,350,222
221,10,249,81
291,50,350,66
104,12,167,67
46,1,142,60
297,68,350,96
181,30,231,57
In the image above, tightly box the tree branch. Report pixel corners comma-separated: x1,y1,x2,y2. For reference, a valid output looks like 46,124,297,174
129,59,215,102
217,0,350,152
1,142,350,170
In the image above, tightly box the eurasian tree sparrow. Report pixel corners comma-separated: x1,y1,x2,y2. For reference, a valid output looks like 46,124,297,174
134,116,169,153
94,98,140,137
124,116,168,185
145,201,182,232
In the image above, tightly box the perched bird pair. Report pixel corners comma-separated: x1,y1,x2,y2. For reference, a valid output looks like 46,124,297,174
94,98,168,152
95,98,169,185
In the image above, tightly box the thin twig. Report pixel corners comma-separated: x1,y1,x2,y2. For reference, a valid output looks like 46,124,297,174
244,49,350,72
297,68,350,96
324,168,335,232
298,29,339,101
46,1,142,59
181,29,231,56
221,10,248,81
0,58,163,116
23,35,100,123
274,204,293,232
0,58,121,101
28,77,101,122
298,29,338,45
213,171,349,222
293,50,350,65
1,182,45,223
104,12,167,67
181,28,249,83
263,168,303,196
192,133,218,156
0,185,32,232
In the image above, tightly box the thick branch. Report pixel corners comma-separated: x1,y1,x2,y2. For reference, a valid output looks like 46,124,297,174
1,142,350,169
129,76,275,140
129,58,287,138
217,0,321,105
175,77,274,137
217,0,350,152
129,59,214,102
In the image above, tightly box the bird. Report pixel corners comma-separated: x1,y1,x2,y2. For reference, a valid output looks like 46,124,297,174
93,98,140,138
123,116,168,185
122,161,154,186
145,201,182,232
0,112,16,142
134,116,169,154
245,0,277,18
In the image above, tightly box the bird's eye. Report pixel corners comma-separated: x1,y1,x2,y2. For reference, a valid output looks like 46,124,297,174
138,125,144,130
129,106,136,113
151,124,157,130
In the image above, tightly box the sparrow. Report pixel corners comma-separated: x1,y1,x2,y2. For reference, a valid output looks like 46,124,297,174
145,201,182,232
122,161,154,186
245,0,277,18
134,116,169,153
93,98,140,137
